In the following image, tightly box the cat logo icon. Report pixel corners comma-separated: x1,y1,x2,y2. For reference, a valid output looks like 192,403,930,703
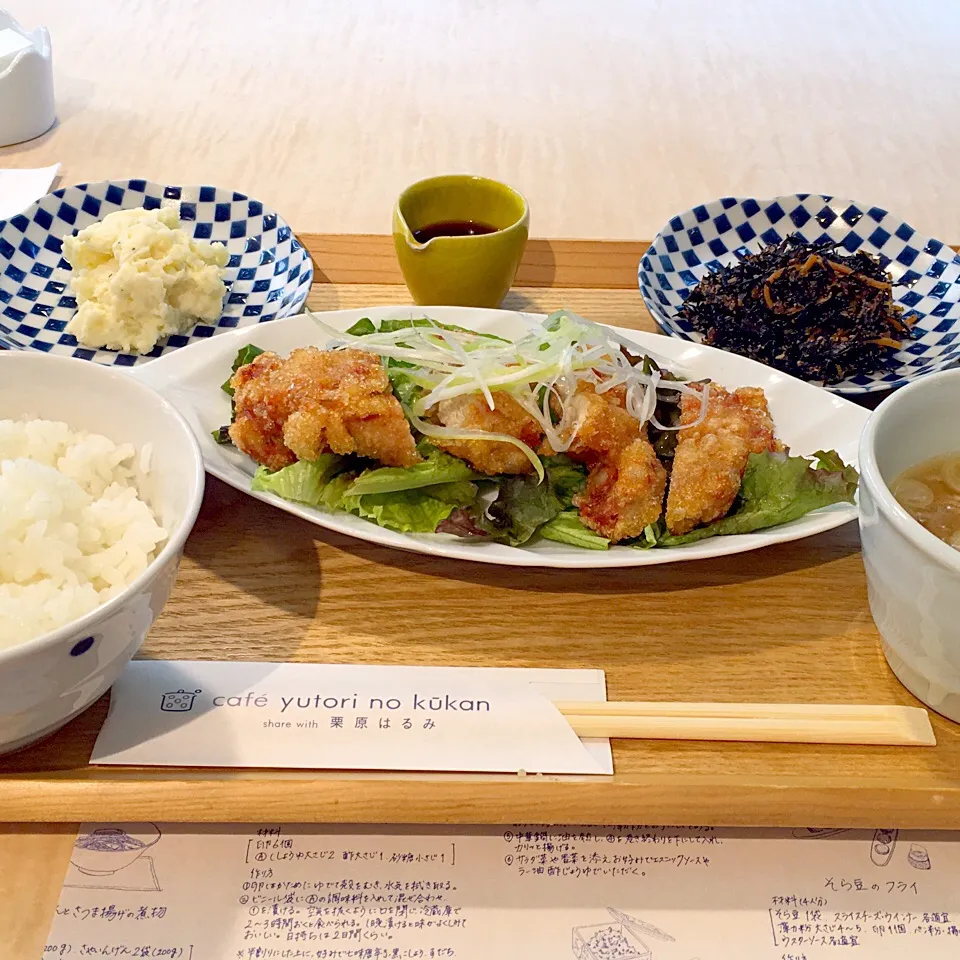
160,689,201,712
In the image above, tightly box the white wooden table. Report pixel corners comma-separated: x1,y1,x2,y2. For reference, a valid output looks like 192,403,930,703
4,0,959,239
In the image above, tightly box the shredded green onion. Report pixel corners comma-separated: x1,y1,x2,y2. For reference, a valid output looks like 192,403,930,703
307,310,710,457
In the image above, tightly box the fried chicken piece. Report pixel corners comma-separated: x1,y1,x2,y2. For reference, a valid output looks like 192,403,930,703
227,352,293,471
574,437,667,542
665,384,782,535
229,347,420,472
565,384,639,465
563,383,667,542
431,392,543,475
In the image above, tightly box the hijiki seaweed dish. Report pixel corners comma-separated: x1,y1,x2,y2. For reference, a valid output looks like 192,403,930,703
212,310,857,551
677,235,914,384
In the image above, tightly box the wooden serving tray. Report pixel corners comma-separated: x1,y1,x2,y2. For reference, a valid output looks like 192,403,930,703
1,236,958,828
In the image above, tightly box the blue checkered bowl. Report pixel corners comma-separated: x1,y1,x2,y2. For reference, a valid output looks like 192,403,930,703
0,180,313,367
638,194,960,394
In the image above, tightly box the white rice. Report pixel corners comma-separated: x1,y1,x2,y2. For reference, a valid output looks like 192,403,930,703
0,419,168,649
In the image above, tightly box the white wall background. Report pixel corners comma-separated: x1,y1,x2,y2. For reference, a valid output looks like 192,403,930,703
4,0,960,239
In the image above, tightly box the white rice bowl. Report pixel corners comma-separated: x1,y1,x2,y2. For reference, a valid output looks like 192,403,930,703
0,419,167,648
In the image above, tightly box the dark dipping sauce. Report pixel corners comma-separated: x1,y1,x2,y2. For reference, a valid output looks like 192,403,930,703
412,219,498,243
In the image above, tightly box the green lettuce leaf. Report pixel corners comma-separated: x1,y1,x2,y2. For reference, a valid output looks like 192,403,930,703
484,475,564,545
215,344,268,444
631,523,661,549
221,344,266,396
467,456,585,546
377,317,507,341
340,488,460,534
649,449,859,547
539,511,609,550
342,316,503,341
317,472,357,510
419,480,479,505
492,456,587,545
433,456,589,546
346,318,376,336
387,365,424,408
543,455,588,507
431,476,558,546
344,445,478,496
249,455,474,535
251,455,343,505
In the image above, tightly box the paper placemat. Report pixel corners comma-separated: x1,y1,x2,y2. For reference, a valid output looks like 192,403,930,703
0,164,59,220
46,821,960,958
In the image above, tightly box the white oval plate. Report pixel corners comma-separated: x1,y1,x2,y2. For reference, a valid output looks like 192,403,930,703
130,306,869,568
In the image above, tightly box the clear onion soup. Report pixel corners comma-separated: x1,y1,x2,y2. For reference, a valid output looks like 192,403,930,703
891,452,960,551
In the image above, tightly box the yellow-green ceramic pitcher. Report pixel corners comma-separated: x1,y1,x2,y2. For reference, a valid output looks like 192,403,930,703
393,175,529,308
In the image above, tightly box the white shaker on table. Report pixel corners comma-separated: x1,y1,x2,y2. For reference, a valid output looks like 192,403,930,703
0,9,54,147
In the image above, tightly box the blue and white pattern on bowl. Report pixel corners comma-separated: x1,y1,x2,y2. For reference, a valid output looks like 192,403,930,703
638,194,960,394
0,180,313,367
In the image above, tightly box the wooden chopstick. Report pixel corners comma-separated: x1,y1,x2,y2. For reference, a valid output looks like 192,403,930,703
553,701,936,746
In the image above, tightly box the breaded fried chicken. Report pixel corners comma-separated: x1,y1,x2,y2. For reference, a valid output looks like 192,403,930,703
665,384,782,535
227,352,292,470
565,384,667,542
229,347,420,472
574,437,667,542
431,392,543,475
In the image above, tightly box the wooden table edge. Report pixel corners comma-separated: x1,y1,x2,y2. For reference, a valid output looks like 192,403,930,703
301,234,650,289
2,776,958,828
299,233,960,290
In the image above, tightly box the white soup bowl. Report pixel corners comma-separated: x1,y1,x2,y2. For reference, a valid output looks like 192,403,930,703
858,369,960,721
